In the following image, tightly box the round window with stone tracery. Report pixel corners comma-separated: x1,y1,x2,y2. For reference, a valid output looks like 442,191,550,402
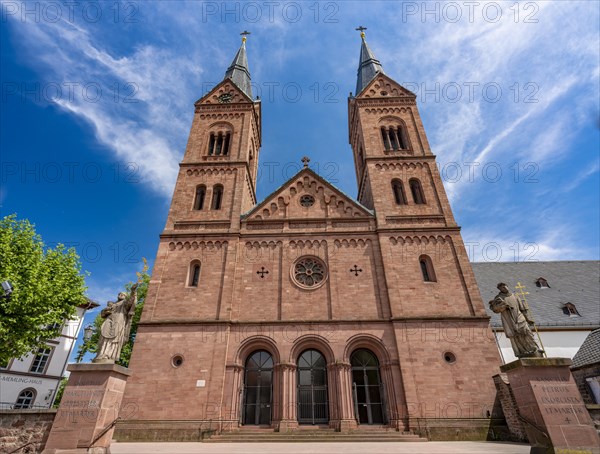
292,256,327,289
299,194,315,207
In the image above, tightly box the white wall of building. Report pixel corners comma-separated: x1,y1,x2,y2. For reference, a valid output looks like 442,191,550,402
493,329,592,364
0,306,87,409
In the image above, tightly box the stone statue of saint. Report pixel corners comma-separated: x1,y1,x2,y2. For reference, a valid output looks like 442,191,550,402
489,282,543,358
93,283,138,364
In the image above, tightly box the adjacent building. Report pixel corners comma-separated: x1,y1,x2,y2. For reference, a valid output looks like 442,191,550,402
472,261,600,363
0,301,97,409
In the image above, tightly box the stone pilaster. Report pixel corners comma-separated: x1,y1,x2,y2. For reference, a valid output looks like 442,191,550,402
381,361,403,431
331,362,357,432
225,362,244,430
275,363,298,431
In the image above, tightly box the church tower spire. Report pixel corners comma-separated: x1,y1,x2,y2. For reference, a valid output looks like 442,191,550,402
162,34,261,233
355,27,385,96
224,31,253,99
348,28,457,228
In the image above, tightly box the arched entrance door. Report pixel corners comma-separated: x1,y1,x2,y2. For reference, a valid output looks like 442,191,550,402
243,350,273,425
297,349,329,424
351,349,385,424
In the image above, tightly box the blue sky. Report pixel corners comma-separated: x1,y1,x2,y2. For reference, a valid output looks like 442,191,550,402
1,1,599,360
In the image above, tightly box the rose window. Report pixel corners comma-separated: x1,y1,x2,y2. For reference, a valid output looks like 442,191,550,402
292,257,327,288
299,195,315,207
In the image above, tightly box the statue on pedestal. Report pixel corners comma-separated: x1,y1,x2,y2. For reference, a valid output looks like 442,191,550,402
93,283,138,364
489,282,543,358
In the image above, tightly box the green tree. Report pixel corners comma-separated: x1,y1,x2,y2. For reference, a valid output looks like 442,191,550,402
52,377,68,408
0,215,88,365
78,259,149,367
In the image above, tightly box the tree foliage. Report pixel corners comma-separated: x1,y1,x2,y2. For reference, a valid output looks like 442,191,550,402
0,215,88,365
77,258,149,367
52,377,68,408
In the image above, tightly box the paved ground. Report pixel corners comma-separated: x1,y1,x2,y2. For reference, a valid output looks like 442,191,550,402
111,441,531,454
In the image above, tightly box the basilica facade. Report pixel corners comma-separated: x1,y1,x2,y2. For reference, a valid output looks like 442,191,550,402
118,34,502,439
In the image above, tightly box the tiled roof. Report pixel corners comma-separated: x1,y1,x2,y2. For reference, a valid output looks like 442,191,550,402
471,261,600,329
572,328,600,368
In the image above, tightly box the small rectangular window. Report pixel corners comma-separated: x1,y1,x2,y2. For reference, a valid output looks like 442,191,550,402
29,347,52,374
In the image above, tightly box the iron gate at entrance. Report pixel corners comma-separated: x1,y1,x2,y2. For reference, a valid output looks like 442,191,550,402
351,349,386,424
297,349,329,424
242,350,273,425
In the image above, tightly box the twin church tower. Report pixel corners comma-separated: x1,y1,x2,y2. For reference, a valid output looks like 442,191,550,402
118,31,501,440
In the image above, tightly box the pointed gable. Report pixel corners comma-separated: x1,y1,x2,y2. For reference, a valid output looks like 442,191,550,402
196,79,254,106
243,168,373,222
357,73,416,99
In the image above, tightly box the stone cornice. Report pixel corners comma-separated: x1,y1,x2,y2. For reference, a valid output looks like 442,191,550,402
195,103,255,114
139,316,492,327
179,161,248,168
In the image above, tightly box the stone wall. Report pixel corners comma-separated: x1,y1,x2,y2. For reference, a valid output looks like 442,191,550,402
492,373,528,442
571,363,600,431
571,363,600,405
0,409,56,453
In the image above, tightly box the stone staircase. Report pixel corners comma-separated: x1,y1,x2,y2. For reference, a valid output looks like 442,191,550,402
205,426,427,443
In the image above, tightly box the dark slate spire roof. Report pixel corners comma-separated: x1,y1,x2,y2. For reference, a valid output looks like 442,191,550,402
224,40,252,99
356,34,385,96
571,328,600,368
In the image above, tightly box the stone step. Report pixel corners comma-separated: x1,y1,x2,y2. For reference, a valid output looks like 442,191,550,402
206,437,427,443
206,431,427,443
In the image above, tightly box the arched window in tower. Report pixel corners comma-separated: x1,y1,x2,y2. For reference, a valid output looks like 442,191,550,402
409,178,426,204
211,185,223,210
389,128,399,150
396,127,407,150
223,132,231,156
419,255,436,282
189,261,201,287
215,133,223,155
380,121,409,151
208,126,233,156
381,127,391,150
194,185,206,210
208,133,215,155
392,179,407,205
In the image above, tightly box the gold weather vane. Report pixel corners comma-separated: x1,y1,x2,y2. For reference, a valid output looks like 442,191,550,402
241,30,251,43
355,26,367,39
515,282,547,357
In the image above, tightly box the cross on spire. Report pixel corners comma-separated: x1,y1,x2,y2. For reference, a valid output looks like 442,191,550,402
301,156,310,168
355,26,367,39
240,30,251,42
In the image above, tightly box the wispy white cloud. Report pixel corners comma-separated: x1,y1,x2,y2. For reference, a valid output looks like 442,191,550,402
464,224,587,263
2,0,598,264
3,1,204,196
564,160,600,192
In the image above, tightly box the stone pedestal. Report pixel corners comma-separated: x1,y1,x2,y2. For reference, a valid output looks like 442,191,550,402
42,363,131,454
500,358,600,454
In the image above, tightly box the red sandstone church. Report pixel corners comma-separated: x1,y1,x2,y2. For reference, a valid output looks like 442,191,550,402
118,33,503,440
